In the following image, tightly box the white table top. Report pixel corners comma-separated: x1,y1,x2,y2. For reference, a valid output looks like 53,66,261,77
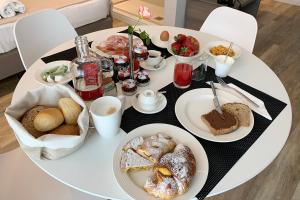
12,26,292,200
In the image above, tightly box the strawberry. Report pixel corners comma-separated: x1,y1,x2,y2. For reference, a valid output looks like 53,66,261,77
171,42,181,55
174,34,186,43
182,36,199,53
180,46,194,57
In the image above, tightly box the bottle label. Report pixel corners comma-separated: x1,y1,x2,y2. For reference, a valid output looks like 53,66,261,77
83,63,98,86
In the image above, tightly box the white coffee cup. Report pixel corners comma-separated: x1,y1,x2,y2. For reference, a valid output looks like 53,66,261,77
90,96,125,138
214,55,235,77
146,50,162,66
138,90,159,111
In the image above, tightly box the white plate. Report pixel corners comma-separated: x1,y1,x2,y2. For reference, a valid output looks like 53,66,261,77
35,60,72,85
91,33,143,58
113,123,209,200
175,88,254,143
140,59,167,71
131,93,167,114
203,40,242,59
151,35,169,48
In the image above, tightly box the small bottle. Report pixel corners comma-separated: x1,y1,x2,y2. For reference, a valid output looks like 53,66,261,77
71,36,104,101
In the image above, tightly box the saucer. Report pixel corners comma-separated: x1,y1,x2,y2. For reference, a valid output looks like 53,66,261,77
131,93,167,114
140,59,167,71
151,35,169,48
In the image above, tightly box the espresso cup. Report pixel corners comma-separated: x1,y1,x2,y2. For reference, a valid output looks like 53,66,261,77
138,90,159,111
146,50,162,66
90,96,125,138
214,55,235,77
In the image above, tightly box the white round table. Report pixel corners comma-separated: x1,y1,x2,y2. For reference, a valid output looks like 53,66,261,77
12,26,292,199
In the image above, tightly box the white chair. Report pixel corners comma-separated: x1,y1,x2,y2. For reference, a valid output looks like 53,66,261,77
14,9,78,70
200,6,258,52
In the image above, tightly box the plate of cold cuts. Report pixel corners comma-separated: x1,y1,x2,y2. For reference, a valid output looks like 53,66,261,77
91,33,144,58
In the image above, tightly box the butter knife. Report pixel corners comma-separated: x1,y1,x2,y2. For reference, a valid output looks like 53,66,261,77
210,81,224,117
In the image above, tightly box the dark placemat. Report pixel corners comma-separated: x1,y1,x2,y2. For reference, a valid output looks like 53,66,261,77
120,67,287,199
41,42,92,63
41,30,171,64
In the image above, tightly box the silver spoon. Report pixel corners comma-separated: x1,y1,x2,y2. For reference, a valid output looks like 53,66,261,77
153,55,166,69
224,42,233,63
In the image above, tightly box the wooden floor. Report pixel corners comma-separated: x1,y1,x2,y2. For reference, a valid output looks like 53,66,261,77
0,0,299,199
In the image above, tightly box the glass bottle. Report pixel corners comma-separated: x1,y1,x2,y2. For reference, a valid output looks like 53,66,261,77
71,36,104,101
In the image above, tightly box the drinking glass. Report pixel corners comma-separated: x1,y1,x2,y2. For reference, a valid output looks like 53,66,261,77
192,53,209,81
173,59,193,89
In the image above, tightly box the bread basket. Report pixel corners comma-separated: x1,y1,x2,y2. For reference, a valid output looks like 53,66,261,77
5,84,89,160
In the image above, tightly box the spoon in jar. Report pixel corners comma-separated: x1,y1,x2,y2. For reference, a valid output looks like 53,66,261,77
224,42,233,63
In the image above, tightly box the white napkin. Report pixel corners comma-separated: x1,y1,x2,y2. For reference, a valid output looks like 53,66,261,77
0,0,25,18
207,82,272,120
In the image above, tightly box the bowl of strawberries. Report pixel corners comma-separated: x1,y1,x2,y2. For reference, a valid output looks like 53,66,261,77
167,34,200,62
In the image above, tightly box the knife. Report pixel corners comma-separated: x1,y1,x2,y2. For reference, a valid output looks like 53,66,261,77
210,81,224,117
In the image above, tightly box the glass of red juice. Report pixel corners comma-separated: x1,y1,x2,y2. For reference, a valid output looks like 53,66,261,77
173,61,193,89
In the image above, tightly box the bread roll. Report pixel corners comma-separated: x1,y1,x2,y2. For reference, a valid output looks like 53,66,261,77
49,124,80,136
21,105,48,138
58,98,81,125
34,108,64,132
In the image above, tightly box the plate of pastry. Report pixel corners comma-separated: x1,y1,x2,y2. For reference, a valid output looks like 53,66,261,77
175,88,254,143
113,123,209,200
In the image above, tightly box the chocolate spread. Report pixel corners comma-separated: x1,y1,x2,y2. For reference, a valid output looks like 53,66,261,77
202,109,237,130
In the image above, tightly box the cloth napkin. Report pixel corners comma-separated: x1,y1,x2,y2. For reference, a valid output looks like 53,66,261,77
0,0,25,18
207,82,273,120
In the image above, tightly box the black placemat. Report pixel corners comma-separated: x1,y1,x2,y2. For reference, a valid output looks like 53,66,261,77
41,42,92,63
120,67,287,199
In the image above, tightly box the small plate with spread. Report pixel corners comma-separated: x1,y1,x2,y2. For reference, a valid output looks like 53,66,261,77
175,88,254,142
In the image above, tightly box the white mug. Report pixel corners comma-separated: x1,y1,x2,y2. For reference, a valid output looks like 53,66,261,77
90,96,125,138
214,55,235,77
138,90,159,111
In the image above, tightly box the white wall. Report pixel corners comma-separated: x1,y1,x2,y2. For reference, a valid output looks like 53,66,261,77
164,0,187,27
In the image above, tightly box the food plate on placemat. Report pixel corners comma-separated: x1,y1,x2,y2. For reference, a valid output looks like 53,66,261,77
175,88,254,143
113,123,209,200
91,33,143,58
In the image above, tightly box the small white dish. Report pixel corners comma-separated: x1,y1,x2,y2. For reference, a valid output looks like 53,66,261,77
113,123,209,200
140,59,166,71
151,35,169,48
132,93,167,114
203,40,242,59
35,60,72,85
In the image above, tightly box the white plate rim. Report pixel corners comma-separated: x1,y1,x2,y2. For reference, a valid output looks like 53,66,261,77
91,33,144,58
35,60,72,85
113,123,209,200
203,40,242,59
175,88,254,143
131,93,167,114
140,59,167,71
